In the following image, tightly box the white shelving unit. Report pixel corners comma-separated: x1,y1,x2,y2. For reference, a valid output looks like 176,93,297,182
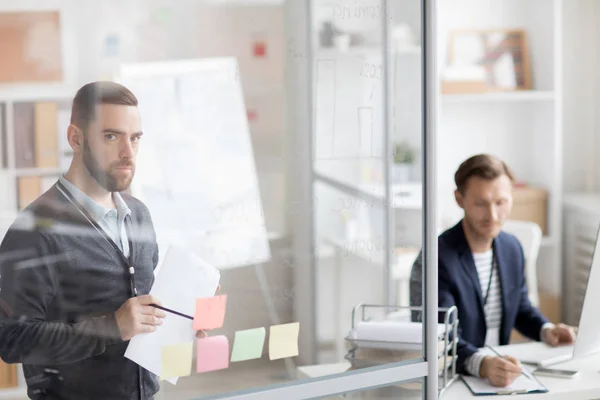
436,0,564,302
0,88,74,215
442,90,555,103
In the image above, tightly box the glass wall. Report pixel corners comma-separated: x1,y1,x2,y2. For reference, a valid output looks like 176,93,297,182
0,1,440,399
311,0,427,366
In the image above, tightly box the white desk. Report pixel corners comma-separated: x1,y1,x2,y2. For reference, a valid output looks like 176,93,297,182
442,343,600,399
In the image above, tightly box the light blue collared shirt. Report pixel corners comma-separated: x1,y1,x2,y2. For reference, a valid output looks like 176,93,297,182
58,175,132,258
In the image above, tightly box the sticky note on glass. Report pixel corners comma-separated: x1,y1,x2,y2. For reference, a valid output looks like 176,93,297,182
269,322,300,360
193,294,227,330
161,341,193,379
230,327,266,362
197,335,230,373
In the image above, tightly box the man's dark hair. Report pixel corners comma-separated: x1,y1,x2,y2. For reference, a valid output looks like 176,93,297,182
70,81,138,131
454,153,516,194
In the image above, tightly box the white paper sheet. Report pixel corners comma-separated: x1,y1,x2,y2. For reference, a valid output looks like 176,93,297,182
125,245,221,385
462,372,545,395
462,347,547,394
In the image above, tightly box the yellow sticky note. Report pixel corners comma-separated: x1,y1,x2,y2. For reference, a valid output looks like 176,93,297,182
269,322,300,360
161,341,194,379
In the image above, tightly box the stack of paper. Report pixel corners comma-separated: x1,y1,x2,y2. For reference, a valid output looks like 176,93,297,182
354,321,447,342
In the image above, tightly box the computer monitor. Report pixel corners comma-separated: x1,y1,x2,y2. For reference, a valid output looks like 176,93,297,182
511,223,600,367
572,224,600,359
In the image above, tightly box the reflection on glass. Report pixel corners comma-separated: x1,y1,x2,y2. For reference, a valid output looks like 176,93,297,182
311,0,426,387
323,378,424,400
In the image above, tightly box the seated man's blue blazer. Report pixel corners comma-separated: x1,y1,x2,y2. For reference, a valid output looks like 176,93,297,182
409,220,548,374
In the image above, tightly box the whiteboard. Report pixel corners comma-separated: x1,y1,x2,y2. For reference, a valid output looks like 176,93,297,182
117,58,271,270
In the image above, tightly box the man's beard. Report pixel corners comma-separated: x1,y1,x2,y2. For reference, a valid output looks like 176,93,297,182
82,140,135,193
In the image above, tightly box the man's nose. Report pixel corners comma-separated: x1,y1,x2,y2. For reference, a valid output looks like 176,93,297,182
489,205,499,221
120,138,134,159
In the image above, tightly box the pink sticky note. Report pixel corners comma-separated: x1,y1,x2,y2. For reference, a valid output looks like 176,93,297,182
196,335,230,373
193,295,227,330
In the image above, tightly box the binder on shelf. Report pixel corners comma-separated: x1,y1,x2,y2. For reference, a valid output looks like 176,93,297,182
34,102,59,169
17,176,41,210
14,102,35,168
56,107,72,171
1,103,6,169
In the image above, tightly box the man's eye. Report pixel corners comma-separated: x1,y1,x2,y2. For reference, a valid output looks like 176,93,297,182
131,136,141,142
105,134,116,140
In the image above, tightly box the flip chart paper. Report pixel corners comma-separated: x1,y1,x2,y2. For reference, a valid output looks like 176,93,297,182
230,327,266,362
125,245,220,385
269,322,300,360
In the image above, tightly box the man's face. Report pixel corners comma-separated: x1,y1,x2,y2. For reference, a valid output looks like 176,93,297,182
82,104,143,192
455,175,513,241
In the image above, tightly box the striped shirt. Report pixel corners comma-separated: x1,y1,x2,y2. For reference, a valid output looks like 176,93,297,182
475,250,502,345
465,250,503,377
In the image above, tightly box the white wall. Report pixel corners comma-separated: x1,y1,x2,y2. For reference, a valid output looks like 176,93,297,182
562,0,600,193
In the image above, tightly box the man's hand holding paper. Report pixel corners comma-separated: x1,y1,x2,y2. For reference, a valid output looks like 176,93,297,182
124,245,221,384
115,295,167,341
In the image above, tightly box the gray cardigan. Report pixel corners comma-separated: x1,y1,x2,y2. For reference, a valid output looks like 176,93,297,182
0,184,160,400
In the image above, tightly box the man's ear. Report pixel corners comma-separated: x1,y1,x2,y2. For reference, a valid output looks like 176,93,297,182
454,189,465,209
67,124,83,153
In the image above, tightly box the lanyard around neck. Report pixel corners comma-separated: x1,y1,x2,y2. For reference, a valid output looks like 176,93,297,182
56,181,138,297
483,247,497,306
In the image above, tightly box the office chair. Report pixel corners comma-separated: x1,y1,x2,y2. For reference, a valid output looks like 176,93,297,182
502,219,543,307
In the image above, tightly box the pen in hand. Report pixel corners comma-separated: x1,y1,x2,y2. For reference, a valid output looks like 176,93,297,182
150,304,193,320
485,344,530,380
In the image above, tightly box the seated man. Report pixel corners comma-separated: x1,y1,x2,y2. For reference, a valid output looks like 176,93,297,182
410,154,576,387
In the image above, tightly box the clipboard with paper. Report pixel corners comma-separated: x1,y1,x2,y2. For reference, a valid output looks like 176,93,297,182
461,369,548,396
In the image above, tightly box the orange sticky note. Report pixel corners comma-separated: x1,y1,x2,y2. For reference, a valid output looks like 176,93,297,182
193,295,227,330
196,335,229,373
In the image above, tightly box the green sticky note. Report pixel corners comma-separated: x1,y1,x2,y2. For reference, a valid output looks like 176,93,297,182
161,341,193,379
269,322,300,360
153,7,172,24
230,327,266,362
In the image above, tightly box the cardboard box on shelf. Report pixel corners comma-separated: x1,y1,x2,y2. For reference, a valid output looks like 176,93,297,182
0,360,17,389
441,80,487,94
510,186,548,235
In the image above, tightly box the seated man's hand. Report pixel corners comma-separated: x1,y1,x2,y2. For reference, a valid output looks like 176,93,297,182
543,323,576,346
479,355,522,387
